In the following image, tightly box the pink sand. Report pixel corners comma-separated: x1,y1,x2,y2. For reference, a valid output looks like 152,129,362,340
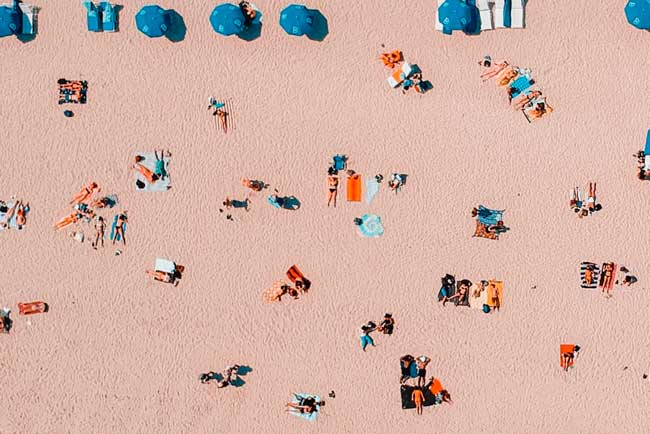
2,1,650,433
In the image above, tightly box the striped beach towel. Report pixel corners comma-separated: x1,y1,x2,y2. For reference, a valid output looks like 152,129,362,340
580,261,599,289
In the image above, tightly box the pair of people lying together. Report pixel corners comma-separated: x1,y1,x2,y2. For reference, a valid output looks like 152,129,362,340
200,364,240,388
286,395,324,415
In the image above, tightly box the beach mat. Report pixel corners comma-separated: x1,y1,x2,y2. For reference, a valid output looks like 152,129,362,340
290,394,320,421
400,385,437,410
365,178,379,204
109,214,126,242
598,263,617,291
580,262,600,289
473,221,498,240
486,280,503,308
0,201,29,231
134,152,171,192
347,174,362,202
560,344,575,368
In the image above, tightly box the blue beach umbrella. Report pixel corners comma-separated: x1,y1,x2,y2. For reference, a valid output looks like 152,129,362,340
625,0,650,29
210,3,245,36
279,4,314,36
438,0,471,35
357,214,384,238
0,5,20,37
135,4,171,38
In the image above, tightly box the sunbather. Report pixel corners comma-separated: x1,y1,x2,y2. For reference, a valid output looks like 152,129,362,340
569,186,582,210
70,182,100,205
601,263,614,296
212,107,228,132
286,396,323,414
14,201,27,228
584,264,596,286
524,98,553,121
445,279,471,306
412,387,424,415
586,182,600,212
146,269,175,284
497,66,518,86
380,50,402,69
92,196,113,208
327,167,339,207
154,150,168,181
512,90,542,110
242,178,265,192
378,313,394,335
400,354,415,383
480,60,509,81
54,212,81,230
91,216,106,249
113,213,127,245
561,345,580,371
133,160,158,184
388,173,405,193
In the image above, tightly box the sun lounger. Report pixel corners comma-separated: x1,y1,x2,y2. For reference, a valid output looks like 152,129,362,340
560,344,575,368
387,63,414,88
477,0,493,30
494,0,511,28
100,2,117,32
17,2,35,35
580,262,600,289
435,0,445,31
346,174,362,201
510,0,524,28
289,394,320,421
83,1,101,32
18,301,47,315
133,152,171,192
486,280,503,308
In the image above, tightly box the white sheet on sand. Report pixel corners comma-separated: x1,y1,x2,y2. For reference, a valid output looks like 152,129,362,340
155,258,176,274
134,152,171,192
365,178,379,204
469,285,489,309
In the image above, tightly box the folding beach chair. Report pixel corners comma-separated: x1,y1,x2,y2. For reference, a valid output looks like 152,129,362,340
100,2,117,32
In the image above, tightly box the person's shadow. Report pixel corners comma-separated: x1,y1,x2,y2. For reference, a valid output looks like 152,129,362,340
165,9,186,42
306,9,328,41
231,365,253,387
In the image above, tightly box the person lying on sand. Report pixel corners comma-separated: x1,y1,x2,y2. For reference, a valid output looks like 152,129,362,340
286,396,323,414
586,182,601,213
444,279,470,307
133,158,159,184
239,1,257,24
218,365,241,388
113,213,127,245
146,269,177,286
480,60,508,81
70,182,100,205
154,150,168,181
584,264,596,286
242,178,265,192
497,66,519,87
54,212,81,231
601,263,614,297
512,90,542,110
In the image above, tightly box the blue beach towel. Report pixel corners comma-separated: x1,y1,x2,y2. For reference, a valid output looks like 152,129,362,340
476,205,504,226
508,75,533,98
100,2,117,32
645,129,650,156
290,394,320,421
109,214,126,241
332,154,347,171
83,2,101,32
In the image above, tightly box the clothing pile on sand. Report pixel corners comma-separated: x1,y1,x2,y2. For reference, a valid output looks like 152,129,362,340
479,56,552,122
437,274,503,313
381,50,432,94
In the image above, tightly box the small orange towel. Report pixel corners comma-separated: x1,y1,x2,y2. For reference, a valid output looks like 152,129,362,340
560,344,575,367
18,301,47,316
346,174,362,202
486,280,503,308
286,265,304,284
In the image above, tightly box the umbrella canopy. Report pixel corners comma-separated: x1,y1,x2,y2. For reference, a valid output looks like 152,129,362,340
625,0,650,29
438,0,471,35
279,4,314,36
210,3,245,36
135,4,171,38
0,5,20,37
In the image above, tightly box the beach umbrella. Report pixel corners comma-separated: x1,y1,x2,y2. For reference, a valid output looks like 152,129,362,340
279,4,314,36
135,4,170,38
0,5,20,37
210,3,245,36
357,214,384,238
438,0,471,35
625,0,650,29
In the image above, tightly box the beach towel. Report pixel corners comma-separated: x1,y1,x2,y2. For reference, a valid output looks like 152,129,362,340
58,80,88,104
476,205,504,226
598,263,617,292
289,394,320,421
365,178,380,204
560,344,575,368
469,284,489,309
580,261,600,289
18,301,47,316
357,214,384,238
286,265,305,284
508,74,533,99
100,2,117,32
109,214,126,242
347,174,362,202
428,378,444,396
0,200,29,231
473,221,498,240
134,152,171,192
400,385,437,410
644,130,650,157
486,280,503,308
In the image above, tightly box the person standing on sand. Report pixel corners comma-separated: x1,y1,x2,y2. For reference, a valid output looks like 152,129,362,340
416,356,430,387
360,321,376,352
412,387,424,415
91,215,106,249
327,167,339,207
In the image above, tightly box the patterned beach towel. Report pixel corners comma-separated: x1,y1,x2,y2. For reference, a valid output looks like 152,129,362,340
580,262,600,289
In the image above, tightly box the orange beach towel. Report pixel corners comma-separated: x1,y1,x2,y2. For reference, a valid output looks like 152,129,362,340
18,301,47,316
286,265,305,284
347,174,362,202
486,280,503,308
560,344,575,367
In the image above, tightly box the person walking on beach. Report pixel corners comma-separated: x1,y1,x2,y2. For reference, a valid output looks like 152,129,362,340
327,167,339,207
412,387,424,415
360,321,376,352
91,215,106,249
113,212,127,246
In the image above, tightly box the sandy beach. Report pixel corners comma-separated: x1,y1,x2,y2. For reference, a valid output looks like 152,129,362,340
2,1,650,433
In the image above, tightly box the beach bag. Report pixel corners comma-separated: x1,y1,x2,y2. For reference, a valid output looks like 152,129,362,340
482,304,491,313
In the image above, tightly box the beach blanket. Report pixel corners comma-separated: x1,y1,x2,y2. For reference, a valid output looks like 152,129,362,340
134,152,171,192
476,205,504,226
347,174,362,202
109,214,126,242
486,280,503,309
473,221,498,240
365,178,380,204
0,201,29,231
560,344,575,368
58,80,88,104
357,214,384,238
289,394,320,421
598,263,617,292
469,284,489,309
580,262,600,289
400,385,437,410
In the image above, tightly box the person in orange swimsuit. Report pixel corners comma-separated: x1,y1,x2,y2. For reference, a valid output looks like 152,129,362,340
133,159,158,184
411,387,424,415
54,212,80,230
70,182,100,205
497,66,519,87
327,167,339,207
584,264,595,286
15,201,27,228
